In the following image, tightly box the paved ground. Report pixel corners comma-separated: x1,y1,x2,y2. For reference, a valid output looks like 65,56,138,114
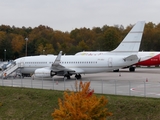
1,67,160,98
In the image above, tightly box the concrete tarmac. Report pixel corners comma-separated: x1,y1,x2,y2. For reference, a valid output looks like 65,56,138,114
1,67,160,98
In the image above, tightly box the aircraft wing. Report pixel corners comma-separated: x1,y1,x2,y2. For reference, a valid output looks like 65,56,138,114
52,51,62,67
51,51,83,74
67,68,84,73
51,51,69,71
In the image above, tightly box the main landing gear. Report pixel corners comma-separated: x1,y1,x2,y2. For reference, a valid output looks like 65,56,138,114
129,66,135,72
75,74,81,79
113,66,136,72
63,74,81,80
64,74,71,79
113,69,119,72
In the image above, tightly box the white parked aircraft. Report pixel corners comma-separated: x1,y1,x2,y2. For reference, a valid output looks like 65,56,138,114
75,51,160,72
2,21,145,79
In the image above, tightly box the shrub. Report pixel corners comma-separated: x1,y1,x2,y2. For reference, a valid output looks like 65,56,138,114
52,81,112,120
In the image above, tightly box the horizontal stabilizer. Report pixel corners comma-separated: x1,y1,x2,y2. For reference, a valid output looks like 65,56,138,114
123,55,138,61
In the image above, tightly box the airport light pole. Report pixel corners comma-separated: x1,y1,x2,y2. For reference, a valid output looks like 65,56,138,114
4,49,6,61
43,50,45,55
25,38,28,56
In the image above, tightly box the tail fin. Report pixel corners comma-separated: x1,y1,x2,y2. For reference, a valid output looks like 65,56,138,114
111,21,145,54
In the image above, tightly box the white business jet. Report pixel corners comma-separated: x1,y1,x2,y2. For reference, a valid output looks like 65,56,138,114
3,21,145,79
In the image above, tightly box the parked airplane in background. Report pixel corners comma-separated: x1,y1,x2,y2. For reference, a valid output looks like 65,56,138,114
75,51,160,72
1,21,145,79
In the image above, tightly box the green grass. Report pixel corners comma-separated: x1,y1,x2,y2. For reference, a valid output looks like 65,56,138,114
0,86,160,120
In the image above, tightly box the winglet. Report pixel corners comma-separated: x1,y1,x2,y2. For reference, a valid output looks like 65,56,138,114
52,51,62,66
112,21,145,54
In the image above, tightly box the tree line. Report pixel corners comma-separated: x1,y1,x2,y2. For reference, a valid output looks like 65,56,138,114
0,22,160,60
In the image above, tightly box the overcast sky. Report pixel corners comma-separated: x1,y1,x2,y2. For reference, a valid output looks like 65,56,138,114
0,0,160,32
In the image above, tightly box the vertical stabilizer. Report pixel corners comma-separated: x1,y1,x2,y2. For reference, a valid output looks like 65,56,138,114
111,21,145,54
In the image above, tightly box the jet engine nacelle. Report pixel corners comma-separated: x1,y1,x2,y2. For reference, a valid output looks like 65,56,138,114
34,68,55,77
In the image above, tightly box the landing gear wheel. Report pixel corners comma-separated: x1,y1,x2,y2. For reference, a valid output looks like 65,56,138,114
113,69,119,72
67,75,71,79
129,67,135,72
75,74,81,79
64,74,71,79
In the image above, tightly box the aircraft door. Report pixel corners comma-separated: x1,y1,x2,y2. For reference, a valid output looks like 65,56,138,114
108,57,112,67
20,58,25,67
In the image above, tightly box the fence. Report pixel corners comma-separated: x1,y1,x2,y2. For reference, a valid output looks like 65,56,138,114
1,75,160,98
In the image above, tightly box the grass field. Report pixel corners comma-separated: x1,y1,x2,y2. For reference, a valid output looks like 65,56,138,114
0,86,160,120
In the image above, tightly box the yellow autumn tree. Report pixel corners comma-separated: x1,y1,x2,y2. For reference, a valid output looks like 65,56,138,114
11,34,25,53
52,81,112,120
